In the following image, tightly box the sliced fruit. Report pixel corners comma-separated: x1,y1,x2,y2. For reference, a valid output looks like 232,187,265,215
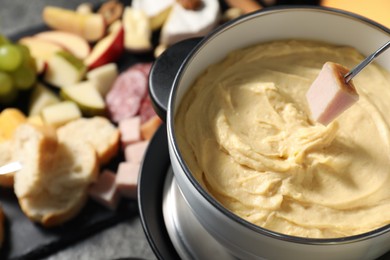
132,0,174,30
15,44,37,73
86,63,118,97
60,81,106,116
10,64,37,91
44,51,86,88
0,71,18,105
42,6,106,42
84,21,124,70
0,35,10,46
27,115,45,126
19,37,64,74
29,83,61,116
122,7,152,52
19,37,64,61
0,44,22,71
0,71,14,98
35,59,47,75
41,101,82,127
35,31,91,60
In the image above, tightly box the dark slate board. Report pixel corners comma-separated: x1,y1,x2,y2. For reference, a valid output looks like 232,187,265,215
0,189,138,260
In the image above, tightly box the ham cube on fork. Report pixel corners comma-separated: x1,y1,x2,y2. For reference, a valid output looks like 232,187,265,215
306,40,390,125
306,62,359,125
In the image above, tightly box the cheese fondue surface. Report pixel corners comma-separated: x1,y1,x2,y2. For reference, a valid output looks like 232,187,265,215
175,40,390,238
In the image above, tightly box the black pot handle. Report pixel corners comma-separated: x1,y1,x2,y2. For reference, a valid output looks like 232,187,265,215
149,37,202,122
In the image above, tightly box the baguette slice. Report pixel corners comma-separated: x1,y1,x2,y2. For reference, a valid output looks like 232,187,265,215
12,124,58,195
0,123,57,187
57,116,120,165
13,124,98,227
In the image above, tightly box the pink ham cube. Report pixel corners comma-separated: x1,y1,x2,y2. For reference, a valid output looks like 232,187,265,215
306,62,359,125
124,140,149,163
119,116,141,146
116,162,140,199
88,170,121,210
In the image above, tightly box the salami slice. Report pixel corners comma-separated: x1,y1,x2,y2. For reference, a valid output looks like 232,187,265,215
106,63,152,123
139,94,157,123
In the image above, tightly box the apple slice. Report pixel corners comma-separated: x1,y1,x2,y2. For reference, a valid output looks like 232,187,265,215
84,21,125,70
19,37,64,60
122,7,152,52
28,115,45,126
29,83,61,116
86,63,118,97
19,37,64,72
35,31,91,60
44,51,87,88
60,81,106,116
132,0,174,30
43,6,106,42
35,59,47,75
41,101,82,128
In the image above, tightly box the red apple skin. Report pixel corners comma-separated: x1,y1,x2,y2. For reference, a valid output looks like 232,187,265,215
85,24,125,70
36,59,48,75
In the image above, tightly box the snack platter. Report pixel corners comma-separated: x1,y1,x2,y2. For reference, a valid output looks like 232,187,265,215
0,1,156,259
0,0,232,258
0,25,153,260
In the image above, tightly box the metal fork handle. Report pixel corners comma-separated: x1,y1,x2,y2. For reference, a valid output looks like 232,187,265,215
344,40,390,83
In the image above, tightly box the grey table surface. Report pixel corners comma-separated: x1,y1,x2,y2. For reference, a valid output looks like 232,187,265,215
0,1,157,259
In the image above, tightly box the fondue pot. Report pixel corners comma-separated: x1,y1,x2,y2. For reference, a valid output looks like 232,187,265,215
148,6,390,260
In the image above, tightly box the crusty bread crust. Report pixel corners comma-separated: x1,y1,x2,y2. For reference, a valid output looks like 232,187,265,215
57,116,120,165
13,124,98,227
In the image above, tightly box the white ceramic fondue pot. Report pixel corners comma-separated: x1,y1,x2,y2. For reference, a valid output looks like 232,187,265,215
149,6,390,260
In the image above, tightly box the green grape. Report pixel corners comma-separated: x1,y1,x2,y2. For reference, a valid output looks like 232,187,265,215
0,35,10,46
15,44,36,73
16,44,30,61
0,71,17,105
11,63,36,90
0,71,13,95
0,44,22,71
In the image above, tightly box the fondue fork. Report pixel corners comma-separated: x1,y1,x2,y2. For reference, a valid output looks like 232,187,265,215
0,161,22,175
344,40,390,82
306,39,390,125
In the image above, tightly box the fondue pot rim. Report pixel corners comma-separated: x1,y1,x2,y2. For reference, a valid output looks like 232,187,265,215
165,5,390,245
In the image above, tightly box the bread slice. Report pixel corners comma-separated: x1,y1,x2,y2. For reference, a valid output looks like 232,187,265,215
0,123,57,187
57,116,120,165
12,124,58,194
13,124,98,227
